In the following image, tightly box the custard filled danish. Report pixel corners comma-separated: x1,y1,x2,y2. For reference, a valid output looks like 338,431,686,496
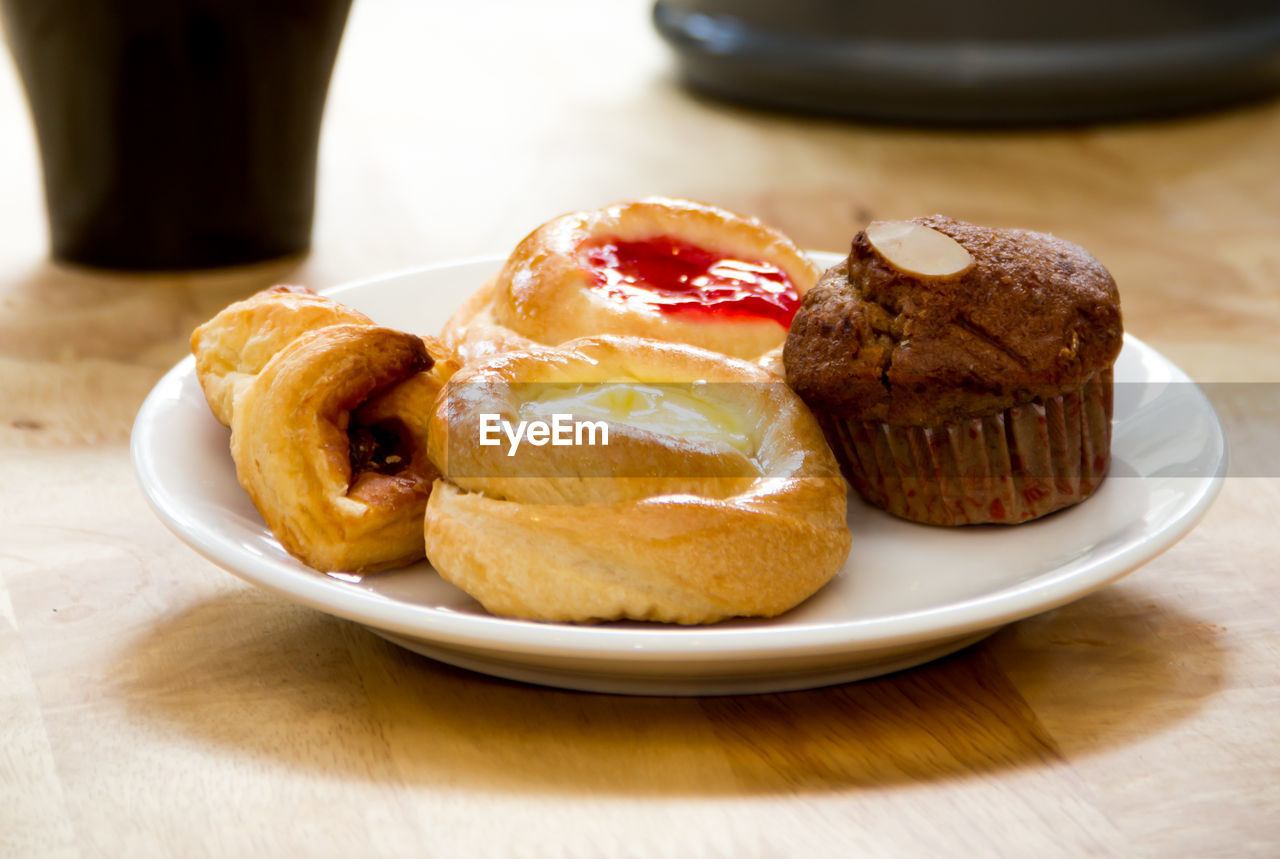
441,198,821,368
424,336,851,624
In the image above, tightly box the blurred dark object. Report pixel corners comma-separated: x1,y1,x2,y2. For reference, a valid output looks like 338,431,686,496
1,0,351,270
653,0,1280,124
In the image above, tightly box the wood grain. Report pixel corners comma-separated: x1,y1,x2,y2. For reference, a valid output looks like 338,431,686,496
2,1,1278,856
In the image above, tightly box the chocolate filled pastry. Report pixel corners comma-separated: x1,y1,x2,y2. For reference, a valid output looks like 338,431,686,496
424,335,851,624
441,198,821,368
232,324,455,572
191,286,460,572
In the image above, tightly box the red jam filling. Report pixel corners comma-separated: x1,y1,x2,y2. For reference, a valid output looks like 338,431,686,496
577,236,800,327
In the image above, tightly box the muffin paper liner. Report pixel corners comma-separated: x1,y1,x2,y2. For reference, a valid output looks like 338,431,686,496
821,369,1114,525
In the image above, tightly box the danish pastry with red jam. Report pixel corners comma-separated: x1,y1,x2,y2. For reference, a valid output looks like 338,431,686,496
441,198,820,367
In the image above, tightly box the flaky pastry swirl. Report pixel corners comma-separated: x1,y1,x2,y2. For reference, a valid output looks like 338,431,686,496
424,336,851,624
441,198,820,368
231,324,455,572
191,285,374,427
190,286,459,572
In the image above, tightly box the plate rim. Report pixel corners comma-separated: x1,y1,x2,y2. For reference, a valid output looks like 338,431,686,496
132,256,1228,665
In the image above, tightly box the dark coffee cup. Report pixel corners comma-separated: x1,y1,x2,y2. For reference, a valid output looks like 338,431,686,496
1,0,351,270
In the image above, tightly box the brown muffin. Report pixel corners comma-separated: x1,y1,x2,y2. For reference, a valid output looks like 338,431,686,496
784,215,1123,525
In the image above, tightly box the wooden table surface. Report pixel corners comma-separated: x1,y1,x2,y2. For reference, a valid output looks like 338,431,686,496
2,2,1278,856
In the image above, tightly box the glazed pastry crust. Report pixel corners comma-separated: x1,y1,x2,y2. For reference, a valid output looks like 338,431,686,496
191,285,374,427
231,324,454,572
441,198,821,366
190,285,461,572
424,336,851,624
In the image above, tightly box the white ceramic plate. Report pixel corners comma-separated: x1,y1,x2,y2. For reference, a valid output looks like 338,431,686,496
132,254,1227,695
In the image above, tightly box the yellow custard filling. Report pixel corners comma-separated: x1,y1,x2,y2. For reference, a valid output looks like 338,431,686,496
517,382,756,457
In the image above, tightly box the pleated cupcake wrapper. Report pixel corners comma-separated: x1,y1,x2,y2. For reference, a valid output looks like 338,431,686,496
822,370,1114,525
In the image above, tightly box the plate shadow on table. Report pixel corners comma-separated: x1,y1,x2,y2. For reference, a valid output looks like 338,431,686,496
118,581,1225,797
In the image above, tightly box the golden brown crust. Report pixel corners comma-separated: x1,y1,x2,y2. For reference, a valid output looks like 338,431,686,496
426,479,851,623
190,286,462,572
441,198,821,368
191,285,374,427
423,335,851,624
231,325,454,572
784,215,1123,425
